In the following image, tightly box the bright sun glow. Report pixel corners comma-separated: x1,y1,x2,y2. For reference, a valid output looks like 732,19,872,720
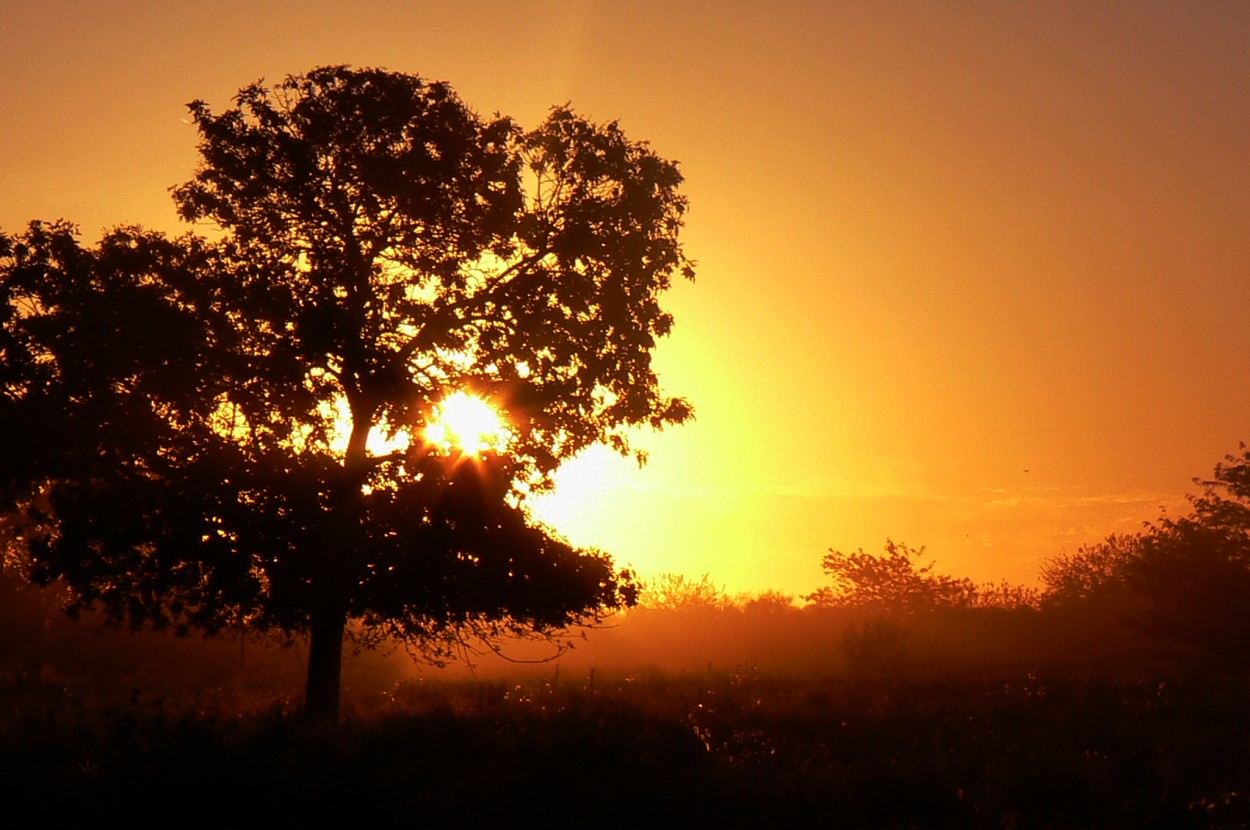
425,391,510,456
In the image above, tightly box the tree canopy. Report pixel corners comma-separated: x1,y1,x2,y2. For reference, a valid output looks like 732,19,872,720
1036,446,1250,663
805,540,980,615
1039,533,1140,607
0,66,694,720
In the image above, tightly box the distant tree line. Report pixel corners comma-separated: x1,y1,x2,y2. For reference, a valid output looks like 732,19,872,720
607,446,1250,678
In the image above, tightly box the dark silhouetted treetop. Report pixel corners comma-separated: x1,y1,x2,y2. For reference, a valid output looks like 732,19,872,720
1186,442,1250,534
1,65,694,721
805,540,979,615
1036,446,1250,661
1124,446,1250,660
639,572,731,612
1127,517,1250,660
1040,534,1140,607
173,66,693,482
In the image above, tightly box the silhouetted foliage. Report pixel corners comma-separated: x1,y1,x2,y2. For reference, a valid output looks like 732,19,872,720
1040,534,1140,606
1126,451,1250,663
0,66,694,721
639,572,731,611
7,667,1250,827
806,540,979,615
1038,446,1250,665
737,589,796,614
1189,443,1250,533
970,580,1042,610
1128,518,1250,662
839,617,912,679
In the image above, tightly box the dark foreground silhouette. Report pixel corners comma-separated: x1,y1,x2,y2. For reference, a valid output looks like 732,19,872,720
3,550,1249,827
0,64,690,723
8,447,1250,824
3,664,1248,828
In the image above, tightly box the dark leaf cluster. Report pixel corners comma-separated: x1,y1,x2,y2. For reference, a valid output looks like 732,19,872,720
805,540,981,615
1039,444,1250,663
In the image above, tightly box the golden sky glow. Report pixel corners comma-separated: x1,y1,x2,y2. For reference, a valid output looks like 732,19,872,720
4,1,1249,596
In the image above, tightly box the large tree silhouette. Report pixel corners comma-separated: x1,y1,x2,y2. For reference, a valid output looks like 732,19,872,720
0,66,693,720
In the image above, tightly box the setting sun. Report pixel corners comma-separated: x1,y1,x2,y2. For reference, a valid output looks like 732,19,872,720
424,391,510,456
6,0,1249,598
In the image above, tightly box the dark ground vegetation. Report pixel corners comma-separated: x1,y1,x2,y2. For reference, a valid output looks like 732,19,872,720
3,659,1249,828
4,569,1250,829
7,449,1250,825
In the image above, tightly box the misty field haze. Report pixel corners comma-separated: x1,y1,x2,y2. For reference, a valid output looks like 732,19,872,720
5,505,1250,826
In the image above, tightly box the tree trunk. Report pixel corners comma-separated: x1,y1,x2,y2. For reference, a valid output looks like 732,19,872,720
304,606,346,724
304,397,367,724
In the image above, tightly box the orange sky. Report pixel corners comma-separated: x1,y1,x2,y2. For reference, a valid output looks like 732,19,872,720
4,1,1249,597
